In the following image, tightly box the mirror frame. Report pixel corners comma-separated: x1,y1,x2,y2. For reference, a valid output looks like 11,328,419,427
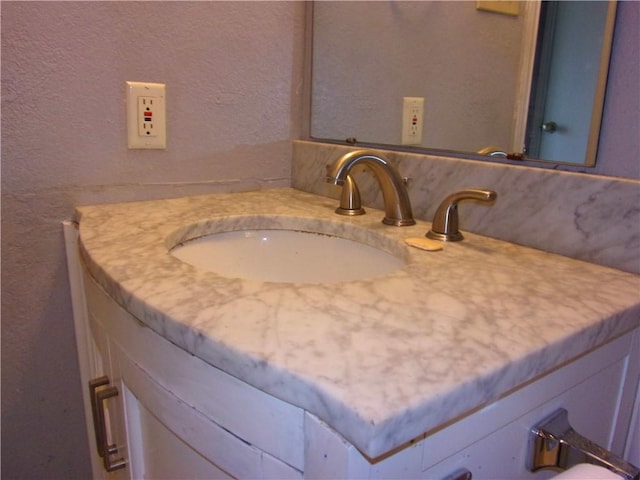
301,1,618,170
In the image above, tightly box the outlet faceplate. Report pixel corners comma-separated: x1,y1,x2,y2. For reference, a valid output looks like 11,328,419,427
401,97,424,145
127,81,166,149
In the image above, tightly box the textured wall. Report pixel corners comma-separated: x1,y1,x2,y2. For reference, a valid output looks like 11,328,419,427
1,2,305,478
593,0,640,179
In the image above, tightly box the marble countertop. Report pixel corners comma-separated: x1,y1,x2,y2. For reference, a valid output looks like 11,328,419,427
77,188,640,459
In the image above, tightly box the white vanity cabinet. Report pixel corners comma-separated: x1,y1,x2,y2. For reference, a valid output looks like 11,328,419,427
85,310,128,479
75,268,640,480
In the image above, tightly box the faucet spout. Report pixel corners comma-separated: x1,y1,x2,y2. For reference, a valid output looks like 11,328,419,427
326,150,415,226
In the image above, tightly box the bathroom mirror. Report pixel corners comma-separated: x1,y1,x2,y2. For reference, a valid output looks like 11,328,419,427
309,1,617,167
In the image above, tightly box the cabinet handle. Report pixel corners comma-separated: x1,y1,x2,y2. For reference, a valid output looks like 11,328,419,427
529,408,639,480
89,376,127,472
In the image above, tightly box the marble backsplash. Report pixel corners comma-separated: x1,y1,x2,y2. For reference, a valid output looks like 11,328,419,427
292,140,640,275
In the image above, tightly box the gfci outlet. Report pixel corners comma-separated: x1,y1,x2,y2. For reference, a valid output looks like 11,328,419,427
401,97,424,145
126,81,166,149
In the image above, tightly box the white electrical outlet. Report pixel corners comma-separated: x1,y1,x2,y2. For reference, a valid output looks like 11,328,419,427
401,97,424,145
127,81,166,149
138,96,157,137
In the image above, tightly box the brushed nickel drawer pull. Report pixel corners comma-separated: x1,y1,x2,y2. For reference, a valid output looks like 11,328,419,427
88,376,127,472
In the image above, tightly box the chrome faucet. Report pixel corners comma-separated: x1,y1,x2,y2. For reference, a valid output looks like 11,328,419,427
427,189,497,241
326,150,415,226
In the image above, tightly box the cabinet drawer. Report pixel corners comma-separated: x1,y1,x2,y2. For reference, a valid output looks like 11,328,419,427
303,329,639,479
113,341,301,479
421,355,631,479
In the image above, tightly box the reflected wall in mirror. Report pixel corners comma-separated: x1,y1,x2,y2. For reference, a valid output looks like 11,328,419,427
310,0,616,166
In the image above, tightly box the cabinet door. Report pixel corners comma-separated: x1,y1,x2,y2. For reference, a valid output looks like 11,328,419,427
88,295,236,479
87,312,131,480
63,222,130,480
111,345,240,480
122,391,234,480
83,272,302,480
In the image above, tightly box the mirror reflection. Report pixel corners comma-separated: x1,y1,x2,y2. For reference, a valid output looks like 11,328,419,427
310,1,616,166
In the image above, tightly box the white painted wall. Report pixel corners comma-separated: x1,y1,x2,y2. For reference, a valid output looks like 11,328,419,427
1,2,305,478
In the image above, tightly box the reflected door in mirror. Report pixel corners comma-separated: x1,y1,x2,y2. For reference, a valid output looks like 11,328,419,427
526,1,614,165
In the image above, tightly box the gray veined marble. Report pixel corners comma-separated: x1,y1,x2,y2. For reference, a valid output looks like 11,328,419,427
76,188,640,459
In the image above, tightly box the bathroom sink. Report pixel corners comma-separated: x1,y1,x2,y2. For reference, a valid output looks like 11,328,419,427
168,217,406,283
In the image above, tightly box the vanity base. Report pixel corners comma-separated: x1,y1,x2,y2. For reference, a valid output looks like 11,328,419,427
74,266,639,479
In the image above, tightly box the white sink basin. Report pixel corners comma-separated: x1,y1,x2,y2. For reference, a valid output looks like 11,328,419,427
168,217,406,284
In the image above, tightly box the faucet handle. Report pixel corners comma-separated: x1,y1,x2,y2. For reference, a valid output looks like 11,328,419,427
426,189,497,242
